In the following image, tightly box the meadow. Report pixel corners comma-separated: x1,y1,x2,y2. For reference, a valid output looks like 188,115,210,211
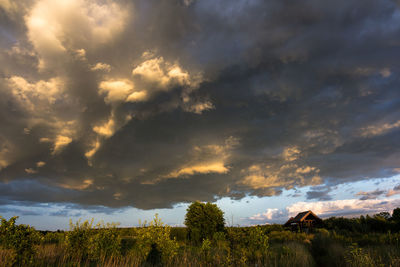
1,211,400,266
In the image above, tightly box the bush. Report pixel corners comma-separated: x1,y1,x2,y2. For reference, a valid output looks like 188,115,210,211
64,219,94,260
42,231,64,244
344,243,374,267
65,219,121,261
312,229,346,267
0,216,40,266
184,201,225,243
247,226,269,253
133,214,179,265
90,221,121,260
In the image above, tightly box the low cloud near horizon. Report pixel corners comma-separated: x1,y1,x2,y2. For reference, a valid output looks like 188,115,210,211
0,0,400,213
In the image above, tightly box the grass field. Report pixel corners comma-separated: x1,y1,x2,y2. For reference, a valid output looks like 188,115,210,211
1,213,400,266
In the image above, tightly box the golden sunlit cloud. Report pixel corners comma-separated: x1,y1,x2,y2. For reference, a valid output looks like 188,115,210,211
99,80,135,104
36,161,46,168
166,162,229,178
132,53,203,92
58,179,94,190
53,135,73,154
85,139,101,160
25,0,129,69
93,118,115,138
1,0,399,220
359,120,400,137
91,62,111,72
282,146,301,162
25,168,37,174
239,162,321,191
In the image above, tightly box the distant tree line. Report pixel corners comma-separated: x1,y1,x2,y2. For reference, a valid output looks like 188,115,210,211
322,208,400,233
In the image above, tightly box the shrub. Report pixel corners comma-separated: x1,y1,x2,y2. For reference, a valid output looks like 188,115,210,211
184,201,225,243
0,216,40,266
247,226,269,253
133,214,179,265
42,231,64,244
64,218,94,260
89,221,121,260
345,243,374,267
244,226,269,263
65,219,122,261
312,229,347,267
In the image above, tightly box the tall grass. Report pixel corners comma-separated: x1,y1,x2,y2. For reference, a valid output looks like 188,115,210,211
1,215,400,266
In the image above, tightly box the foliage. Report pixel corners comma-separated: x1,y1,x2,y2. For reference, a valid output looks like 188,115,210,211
2,207,400,266
393,208,400,222
133,213,179,265
90,221,121,260
184,201,225,243
64,218,94,259
42,231,64,244
344,243,375,267
0,216,40,266
324,212,398,233
65,218,121,261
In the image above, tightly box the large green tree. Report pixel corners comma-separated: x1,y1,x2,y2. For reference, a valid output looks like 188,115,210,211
184,201,225,243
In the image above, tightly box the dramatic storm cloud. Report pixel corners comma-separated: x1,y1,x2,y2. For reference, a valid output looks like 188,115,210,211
0,0,400,216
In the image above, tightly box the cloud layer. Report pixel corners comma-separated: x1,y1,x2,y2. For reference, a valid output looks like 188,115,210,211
0,0,400,210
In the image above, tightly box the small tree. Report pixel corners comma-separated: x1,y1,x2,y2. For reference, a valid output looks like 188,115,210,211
184,201,225,243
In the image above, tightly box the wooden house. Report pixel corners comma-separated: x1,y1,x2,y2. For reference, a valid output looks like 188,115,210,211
284,210,322,232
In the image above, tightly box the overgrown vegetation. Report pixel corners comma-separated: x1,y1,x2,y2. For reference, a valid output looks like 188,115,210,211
1,206,400,266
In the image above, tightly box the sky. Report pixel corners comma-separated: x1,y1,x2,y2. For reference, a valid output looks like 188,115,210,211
0,0,400,230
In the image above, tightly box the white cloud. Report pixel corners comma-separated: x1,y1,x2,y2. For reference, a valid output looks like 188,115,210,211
250,208,286,221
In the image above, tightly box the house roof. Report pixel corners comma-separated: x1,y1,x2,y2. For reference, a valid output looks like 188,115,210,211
284,210,322,226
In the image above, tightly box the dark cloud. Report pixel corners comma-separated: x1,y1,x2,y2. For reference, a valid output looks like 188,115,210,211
357,189,386,200
306,186,332,201
0,206,41,216
0,0,400,210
